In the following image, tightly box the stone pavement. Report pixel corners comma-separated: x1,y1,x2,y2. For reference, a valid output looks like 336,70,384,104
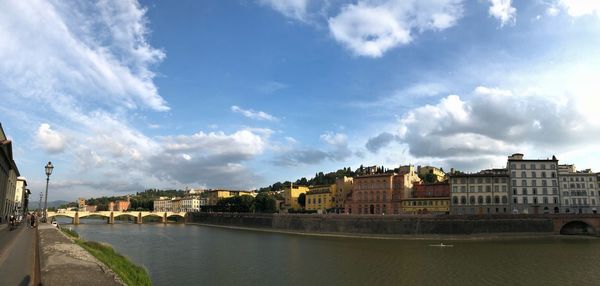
38,224,124,286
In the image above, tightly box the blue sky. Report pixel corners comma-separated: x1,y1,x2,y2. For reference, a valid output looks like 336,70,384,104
1,0,600,200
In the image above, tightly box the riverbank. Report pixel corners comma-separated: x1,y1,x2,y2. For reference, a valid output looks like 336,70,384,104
188,212,600,238
38,223,150,286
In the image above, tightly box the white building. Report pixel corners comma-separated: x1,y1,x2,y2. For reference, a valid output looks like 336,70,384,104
14,177,26,217
507,153,560,214
154,197,201,212
558,165,599,214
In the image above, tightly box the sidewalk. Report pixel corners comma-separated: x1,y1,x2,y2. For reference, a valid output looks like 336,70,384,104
38,224,124,286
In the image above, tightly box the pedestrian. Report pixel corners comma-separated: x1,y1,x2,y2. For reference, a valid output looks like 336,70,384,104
30,213,36,229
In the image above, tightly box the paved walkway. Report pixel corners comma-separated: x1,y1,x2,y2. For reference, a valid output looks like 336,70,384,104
38,224,123,286
0,222,38,286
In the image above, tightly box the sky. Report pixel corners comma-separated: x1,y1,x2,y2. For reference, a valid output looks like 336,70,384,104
1,0,600,201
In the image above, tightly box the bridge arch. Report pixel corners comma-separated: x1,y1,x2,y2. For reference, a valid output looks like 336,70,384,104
560,220,596,235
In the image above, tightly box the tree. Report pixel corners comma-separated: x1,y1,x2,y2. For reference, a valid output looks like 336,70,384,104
298,193,306,209
253,192,277,213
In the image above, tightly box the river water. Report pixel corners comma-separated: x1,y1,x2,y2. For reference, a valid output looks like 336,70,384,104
64,219,600,286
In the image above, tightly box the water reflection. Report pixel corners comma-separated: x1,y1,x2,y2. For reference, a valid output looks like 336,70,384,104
66,222,600,286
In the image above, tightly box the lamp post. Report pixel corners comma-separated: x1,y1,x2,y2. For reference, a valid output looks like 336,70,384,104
43,161,54,222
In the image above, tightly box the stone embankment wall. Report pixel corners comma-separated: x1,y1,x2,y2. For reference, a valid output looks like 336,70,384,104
188,213,556,236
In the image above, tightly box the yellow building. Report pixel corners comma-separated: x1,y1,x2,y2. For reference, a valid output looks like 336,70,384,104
335,176,353,213
417,166,447,182
283,185,309,210
306,184,335,212
204,189,254,206
400,198,450,214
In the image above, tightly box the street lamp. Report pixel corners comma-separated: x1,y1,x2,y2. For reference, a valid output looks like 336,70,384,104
43,161,54,222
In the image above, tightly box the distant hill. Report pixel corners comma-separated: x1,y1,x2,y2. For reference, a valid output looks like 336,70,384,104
29,200,71,209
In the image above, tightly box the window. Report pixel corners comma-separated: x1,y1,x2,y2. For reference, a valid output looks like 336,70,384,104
453,197,459,204
511,163,516,169
541,164,546,170
512,180,517,186
486,186,491,192
541,172,546,178
532,172,536,178
523,197,528,204
486,196,491,204
530,164,536,170
565,199,569,205
543,188,547,195
542,180,547,186
478,196,484,204
477,178,483,184
522,188,528,195
461,186,466,192
494,196,500,204
470,196,476,205
470,186,475,192
522,180,527,186
521,171,526,177
461,196,467,204
532,180,537,187
521,163,526,169
543,197,548,204
477,186,483,192
533,188,537,195
513,188,517,195
511,171,516,177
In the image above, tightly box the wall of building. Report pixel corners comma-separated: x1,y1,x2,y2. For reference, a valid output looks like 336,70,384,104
188,213,557,236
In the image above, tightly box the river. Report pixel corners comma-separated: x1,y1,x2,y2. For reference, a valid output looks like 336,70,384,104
62,219,600,286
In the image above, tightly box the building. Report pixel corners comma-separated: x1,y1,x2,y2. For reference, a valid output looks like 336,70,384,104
204,189,255,206
78,197,86,211
305,184,335,213
108,196,130,212
14,177,27,217
180,197,201,212
449,170,510,215
153,197,173,212
85,205,97,212
346,165,421,215
507,153,560,214
282,185,309,210
417,166,446,182
558,165,599,214
401,182,450,214
334,176,353,213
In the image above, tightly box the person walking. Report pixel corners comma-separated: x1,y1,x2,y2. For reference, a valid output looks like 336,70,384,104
30,213,36,229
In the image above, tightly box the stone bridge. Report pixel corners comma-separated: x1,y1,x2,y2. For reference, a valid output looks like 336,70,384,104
46,210,187,224
551,214,600,235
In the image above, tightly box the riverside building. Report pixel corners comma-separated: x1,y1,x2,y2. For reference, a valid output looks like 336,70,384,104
558,165,599,214
401,182,450,214
449,169,510,215
305,184,335,213
282,185,308,210
334,176,353,213
507,153,560,214
346,165,420,215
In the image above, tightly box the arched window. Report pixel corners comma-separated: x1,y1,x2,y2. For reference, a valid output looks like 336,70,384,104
494,196,500,204
470,196,476,205
502,196,508,204
461,196,467,205
477,196,484,204
452,196,459,205
486,196,492,204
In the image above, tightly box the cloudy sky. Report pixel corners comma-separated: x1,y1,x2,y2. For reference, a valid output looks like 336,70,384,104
1,0,599,201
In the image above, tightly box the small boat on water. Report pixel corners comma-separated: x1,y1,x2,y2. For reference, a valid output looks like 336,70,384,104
429,242,454,247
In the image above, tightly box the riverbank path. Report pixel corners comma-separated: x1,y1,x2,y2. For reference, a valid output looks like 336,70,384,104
0,222,39,286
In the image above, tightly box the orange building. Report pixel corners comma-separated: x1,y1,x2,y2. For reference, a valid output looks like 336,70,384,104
345,166,421,215
109,196,130,211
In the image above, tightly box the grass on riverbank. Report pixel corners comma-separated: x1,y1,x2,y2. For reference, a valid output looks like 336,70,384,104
61,228,152,286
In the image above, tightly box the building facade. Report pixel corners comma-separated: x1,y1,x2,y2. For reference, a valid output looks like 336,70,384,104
507,153,560,214
346,165,421,215
14,177,26,217
449,170,510,215
180,197,201,212
306,184,335,212
283,185,308,210
558,165,599,214
417,166,446,182
402,182,450,214
204,189,255,206
334,176,353,213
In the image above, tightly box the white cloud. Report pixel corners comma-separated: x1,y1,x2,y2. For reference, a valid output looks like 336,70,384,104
36,123,67,154
558,0,600,17
488,0,516,27
259,0,311,21
328,0,463,57
320,131,348,146
231,105,279,121
0,0,168,111
546,6,560,16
